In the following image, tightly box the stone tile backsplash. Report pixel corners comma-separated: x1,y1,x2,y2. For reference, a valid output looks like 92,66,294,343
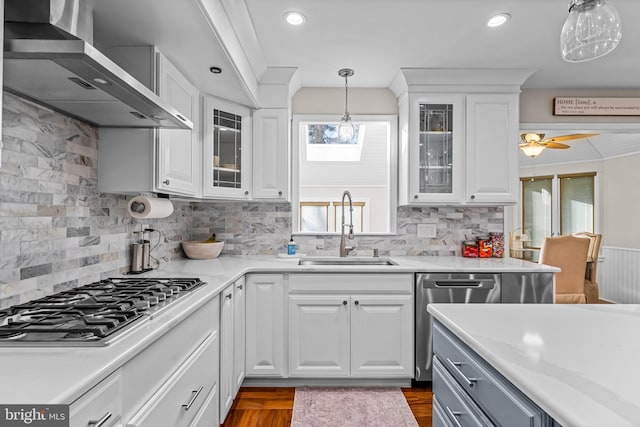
0,93,191,309
0,92,503,309
191,202,503,257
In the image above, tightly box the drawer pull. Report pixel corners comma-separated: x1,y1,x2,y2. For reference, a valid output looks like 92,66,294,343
445,406,464,427
88,412,112,427
226,293,233,299
237,284,243,290
446,357,477,388
182,385,204,411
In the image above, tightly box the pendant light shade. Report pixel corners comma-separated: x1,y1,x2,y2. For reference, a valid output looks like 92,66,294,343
561,0,622,62
337,68,355,142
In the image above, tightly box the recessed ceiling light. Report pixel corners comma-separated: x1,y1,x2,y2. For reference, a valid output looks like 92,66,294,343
91,77,110,85
284,11,306,26
487,13,510,27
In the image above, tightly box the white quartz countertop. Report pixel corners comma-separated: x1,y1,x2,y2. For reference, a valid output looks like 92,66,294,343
428,304,640,427
0,255,556,405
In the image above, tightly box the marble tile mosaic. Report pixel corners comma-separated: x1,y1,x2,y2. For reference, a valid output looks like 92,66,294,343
0,93,191,309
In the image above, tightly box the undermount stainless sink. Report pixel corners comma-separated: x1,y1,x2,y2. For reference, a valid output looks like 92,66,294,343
298,257,397,266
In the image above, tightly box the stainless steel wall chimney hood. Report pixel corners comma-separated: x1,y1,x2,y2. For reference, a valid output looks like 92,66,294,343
3,0,193,129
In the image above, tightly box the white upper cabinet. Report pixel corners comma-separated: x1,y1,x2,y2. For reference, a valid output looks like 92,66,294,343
156,54,201,196
394,68,534,206
408,93,465,204
252,108,289,200
202,96,252,200
465,94,519,204
98,47,200,197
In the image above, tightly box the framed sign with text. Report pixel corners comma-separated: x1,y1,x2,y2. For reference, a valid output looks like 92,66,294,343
554,97,640,116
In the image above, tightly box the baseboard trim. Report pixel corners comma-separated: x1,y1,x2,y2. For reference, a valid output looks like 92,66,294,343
243,377,412,387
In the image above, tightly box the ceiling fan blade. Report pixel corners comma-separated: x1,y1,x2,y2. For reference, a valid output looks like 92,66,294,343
543,142,570,149
541,133,599,143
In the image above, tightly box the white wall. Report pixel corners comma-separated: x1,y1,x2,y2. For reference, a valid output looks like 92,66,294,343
292,87,398,115
521,89,640,124
602,153,640,249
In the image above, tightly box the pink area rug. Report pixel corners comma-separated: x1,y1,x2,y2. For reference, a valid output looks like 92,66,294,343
291,387,418,427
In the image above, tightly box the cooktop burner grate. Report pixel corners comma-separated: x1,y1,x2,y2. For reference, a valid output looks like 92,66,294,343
0,277,205,345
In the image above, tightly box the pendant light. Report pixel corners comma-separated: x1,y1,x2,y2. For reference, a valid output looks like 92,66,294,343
560,0,622,62
337,68,355,142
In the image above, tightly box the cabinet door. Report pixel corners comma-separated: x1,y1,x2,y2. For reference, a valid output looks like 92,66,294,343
219,285,234,423
233,277,246,395
408,94,465,204
246,274,286,377
288,295,350,377
202,96,252,199
465,94,519,204
156,53,200,196
252,108,289,200
350,295,413,377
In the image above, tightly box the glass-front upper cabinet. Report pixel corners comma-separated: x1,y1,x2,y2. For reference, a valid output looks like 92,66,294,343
202,96,251,199
409,94,464,203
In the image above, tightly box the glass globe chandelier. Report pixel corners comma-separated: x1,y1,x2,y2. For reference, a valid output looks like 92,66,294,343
337,68,355,142
560,0,622,62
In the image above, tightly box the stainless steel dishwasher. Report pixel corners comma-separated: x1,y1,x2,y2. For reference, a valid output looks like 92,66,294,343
415,273,501,382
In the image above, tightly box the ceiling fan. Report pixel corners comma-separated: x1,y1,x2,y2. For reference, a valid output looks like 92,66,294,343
519,132,599,158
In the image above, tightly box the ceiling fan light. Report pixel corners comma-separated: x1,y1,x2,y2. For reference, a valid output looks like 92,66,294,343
520,144,546,158
561,0,622,62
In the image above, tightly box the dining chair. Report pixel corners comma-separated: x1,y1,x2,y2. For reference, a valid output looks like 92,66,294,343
573,232,603,303
539,235,591,304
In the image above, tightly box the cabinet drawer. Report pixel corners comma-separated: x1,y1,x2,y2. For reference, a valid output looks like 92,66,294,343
433,322,546,427
432,396,455,427
122,296,218,420
188,384,219,427
433,356,493,427
126,331,218,427
289,273,412,293
70,371,121,427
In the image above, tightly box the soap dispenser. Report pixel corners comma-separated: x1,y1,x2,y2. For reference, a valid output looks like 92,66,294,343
287,236,297,256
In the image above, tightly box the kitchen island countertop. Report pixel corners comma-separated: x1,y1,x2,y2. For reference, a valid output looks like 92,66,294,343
0,255,557,405
428,303,640,427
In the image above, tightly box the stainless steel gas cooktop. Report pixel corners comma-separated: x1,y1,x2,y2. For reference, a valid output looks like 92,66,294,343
0,277,206,346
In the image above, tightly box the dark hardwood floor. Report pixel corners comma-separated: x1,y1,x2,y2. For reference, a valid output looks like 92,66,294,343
222,386,433,427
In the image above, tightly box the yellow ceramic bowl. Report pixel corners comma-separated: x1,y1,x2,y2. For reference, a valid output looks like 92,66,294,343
181,241,225,259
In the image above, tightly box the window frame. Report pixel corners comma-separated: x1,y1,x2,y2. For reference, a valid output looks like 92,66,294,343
291,114,398,236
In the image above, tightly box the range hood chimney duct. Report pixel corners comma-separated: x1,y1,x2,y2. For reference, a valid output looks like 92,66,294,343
3,0,193,129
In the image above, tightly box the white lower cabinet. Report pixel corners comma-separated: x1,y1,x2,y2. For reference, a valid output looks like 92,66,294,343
220,278,246,424
122,295,220,427
288,274,413,378
245,274,286,377
69,371,122,427
289,295,351,377
125,333,218,427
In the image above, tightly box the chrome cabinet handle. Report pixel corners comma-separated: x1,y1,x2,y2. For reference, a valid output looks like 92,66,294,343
226,293,232,299
237,284,243,290
278,191,283,196
88,412,112,427
445,406,464,427
177,114,187,122
244,191,249,195
470,194,476,200
182,385,204,411
162,179,170,185
446,357,477,388
343,300,348,305
354,300,359,306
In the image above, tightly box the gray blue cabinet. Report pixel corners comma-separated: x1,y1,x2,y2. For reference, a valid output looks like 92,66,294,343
433,320,558,427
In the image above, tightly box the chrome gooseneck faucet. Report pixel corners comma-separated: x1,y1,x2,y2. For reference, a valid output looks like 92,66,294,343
339,190,356,257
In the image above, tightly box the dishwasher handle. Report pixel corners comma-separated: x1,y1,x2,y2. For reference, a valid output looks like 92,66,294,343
422,279,496,289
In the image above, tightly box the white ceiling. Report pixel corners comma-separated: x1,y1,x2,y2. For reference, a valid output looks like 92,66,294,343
243,0,640,88
90,0,640,162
